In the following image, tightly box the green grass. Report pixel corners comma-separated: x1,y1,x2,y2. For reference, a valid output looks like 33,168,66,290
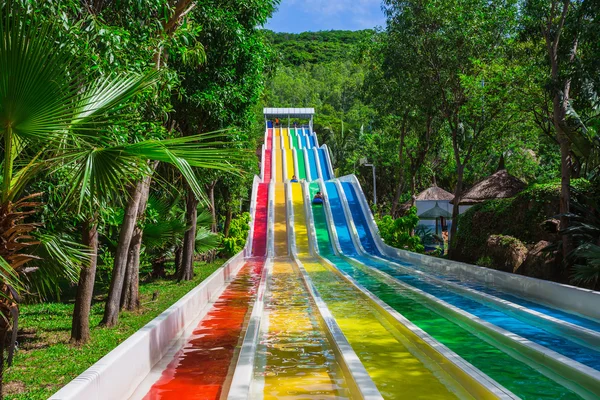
5,261,224,400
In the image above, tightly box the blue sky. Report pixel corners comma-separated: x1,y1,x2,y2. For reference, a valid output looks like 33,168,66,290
265,0,386,33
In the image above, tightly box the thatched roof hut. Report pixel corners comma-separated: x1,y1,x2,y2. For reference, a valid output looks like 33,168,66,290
452,169,526,205
415,185,454,201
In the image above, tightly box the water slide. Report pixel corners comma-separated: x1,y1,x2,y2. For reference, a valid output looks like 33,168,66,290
54,118,600,400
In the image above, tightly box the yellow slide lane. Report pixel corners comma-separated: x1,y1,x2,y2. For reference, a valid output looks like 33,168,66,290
286,150,296,180
282,128,290,148
290,184,463,399
274,149,283,183
275,128,281,149
259,259,348,399
273,183,287,256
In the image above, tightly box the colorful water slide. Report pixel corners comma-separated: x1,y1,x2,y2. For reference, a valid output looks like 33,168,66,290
55,114,600,400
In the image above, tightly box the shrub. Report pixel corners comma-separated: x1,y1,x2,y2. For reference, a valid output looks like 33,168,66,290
221,212,251,257
376,206,424,253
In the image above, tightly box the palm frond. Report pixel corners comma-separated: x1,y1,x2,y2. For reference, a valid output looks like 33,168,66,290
0,5,158,142
70,72,159,132
24,232,89,300
143,220,186,250
195,227,221,254
571,243,600,283
0,255,24,295
196,210,214,229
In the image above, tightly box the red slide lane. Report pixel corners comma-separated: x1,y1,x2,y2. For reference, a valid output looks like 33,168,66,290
266,128,272,150
263,149,271,182
251,183,269,256
263,129,272,182
143,260,264,400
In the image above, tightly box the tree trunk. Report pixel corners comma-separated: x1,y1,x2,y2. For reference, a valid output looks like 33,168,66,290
102,183,144,327
391,116,408,217
71,219,98,344
409,173,417,237
152,258,167,279
448,165,464,258
0,316,7,398
208,181,217,233
410,173,417,207
174,246,183,277
559,138,572,258
121,230,142,310
120,163,157,310
223,208,233,237
179,188,198,281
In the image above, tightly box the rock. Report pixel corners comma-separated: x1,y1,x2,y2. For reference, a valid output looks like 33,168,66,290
517,240,558,280
485,235,528,273
540,218,560,234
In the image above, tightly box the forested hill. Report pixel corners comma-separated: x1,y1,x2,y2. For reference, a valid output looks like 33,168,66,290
264,30,371,66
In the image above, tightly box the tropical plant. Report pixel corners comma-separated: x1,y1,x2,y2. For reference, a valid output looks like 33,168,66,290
562,187,600,285
375,206,424,253
221,212,251,257
143,195,220,279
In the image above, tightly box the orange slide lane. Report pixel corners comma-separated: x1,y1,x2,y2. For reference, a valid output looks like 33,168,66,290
143,259,264,400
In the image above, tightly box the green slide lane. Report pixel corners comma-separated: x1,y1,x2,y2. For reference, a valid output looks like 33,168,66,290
295,149,307,180
291,128,301,150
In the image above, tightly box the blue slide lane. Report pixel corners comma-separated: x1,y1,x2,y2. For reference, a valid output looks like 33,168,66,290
306,150,319,182
318,149,331,180
325,182,358,255
341,182,381,256
337,181,600,370
300,134,308,149
450,279,600,332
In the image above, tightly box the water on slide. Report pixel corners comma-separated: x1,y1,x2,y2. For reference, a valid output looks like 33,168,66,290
318,149,331,180
286,149,295,180
252,257,350,399
295,149,307,180
306,149,319,181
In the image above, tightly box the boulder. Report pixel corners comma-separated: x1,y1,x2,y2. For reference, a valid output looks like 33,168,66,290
485,235,528,273
517,240,559,281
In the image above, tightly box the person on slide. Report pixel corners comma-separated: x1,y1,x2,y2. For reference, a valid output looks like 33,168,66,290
291,175,298,183
312,191,323,205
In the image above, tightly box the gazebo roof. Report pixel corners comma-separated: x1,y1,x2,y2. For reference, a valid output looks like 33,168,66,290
415,185,454,201
452,169,526,205
419,202,453,219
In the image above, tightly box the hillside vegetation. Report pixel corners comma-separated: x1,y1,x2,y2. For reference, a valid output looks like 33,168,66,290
265,30,371,65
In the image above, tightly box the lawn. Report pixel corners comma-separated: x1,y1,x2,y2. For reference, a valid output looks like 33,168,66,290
5,261,224,400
